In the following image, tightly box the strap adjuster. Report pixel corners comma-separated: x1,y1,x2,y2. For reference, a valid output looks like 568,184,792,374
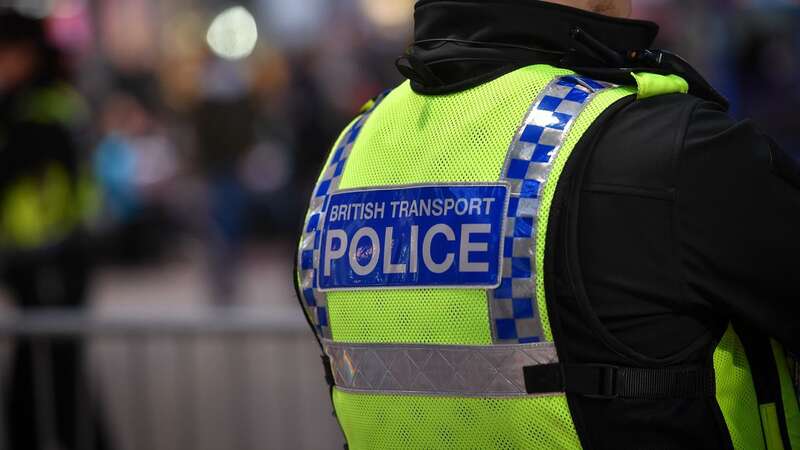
583,365,619,400
523,363,620,398
321,355,336,387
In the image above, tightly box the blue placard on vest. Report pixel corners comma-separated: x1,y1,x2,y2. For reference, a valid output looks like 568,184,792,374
318,184,509,291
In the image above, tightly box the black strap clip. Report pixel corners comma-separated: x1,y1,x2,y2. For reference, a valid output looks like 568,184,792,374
582,364,619,400
524,363,620,399
321,354,336,388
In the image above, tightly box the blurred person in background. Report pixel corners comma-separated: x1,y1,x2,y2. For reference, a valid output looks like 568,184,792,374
0,9,107,450
192,55,256,305
732,12,800,156
94,91,180,264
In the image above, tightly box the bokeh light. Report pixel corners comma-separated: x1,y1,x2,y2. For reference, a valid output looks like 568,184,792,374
206,6,259,60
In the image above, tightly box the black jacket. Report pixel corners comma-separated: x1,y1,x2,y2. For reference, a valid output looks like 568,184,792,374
0,84,80,191
401,1,799,448
404,0,799,360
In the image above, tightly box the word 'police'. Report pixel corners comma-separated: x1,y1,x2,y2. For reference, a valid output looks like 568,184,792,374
318,185,507,290
324,223,492,276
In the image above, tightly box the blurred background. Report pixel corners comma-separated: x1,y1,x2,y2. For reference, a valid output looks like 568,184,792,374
0,0,796,449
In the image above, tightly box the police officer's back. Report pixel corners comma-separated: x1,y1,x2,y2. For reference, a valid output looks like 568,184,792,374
296,1,800,448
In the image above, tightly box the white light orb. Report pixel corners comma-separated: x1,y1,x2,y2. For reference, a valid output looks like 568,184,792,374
206,6,259,60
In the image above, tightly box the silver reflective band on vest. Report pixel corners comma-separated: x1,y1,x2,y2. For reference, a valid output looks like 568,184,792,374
324,340,559,397
490,75,615,344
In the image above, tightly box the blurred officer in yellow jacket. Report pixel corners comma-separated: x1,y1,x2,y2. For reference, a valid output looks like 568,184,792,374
0,9,105,450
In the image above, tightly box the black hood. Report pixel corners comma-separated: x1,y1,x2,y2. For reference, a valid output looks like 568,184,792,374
398,0,727,107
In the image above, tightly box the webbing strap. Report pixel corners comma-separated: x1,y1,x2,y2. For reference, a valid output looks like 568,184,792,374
322,355,336,388
524,363,714,399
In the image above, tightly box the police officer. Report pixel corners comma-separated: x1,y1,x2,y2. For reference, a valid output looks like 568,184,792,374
0,10,107,450
295,1,799,448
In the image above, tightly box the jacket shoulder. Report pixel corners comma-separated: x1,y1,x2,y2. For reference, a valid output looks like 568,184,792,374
585,92,711,191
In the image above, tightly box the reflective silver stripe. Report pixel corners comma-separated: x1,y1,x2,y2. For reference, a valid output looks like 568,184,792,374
324,339,559,397
490,76,616,344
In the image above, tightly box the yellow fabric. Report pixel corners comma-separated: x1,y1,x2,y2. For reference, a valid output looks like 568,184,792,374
329,289,492,345
333,389,581,450
77,168,101,222
1,164,76,249
771,340,800,449
714,324,766,450
20,83,89,127
761,403,786,450
631,72,689,100
359,98,376,114
331,65,574,346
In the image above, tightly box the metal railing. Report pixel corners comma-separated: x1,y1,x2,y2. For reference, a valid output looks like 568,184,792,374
0,306,343,450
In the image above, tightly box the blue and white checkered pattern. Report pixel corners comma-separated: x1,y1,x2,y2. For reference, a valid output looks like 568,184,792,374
297,92,390,339
490,76,613,344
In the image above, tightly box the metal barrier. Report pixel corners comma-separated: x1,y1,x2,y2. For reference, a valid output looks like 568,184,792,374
0,306,343,450
7,308,794,450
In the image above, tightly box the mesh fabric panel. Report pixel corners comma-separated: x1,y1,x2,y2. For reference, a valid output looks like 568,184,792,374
329,289,491,345
533,86,636,341
714,324,765,450
330,65,572,345
333,389,581,450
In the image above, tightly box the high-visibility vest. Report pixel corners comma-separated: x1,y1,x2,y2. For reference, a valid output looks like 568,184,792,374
0,83,96,250
296,65,799,449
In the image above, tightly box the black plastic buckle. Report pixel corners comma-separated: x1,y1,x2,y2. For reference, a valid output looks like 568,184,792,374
524,364,563,394
585,365,619,400
321,355,336,387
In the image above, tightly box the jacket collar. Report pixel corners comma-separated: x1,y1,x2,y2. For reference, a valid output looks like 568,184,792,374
398,0,727,108
414,0,658,59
